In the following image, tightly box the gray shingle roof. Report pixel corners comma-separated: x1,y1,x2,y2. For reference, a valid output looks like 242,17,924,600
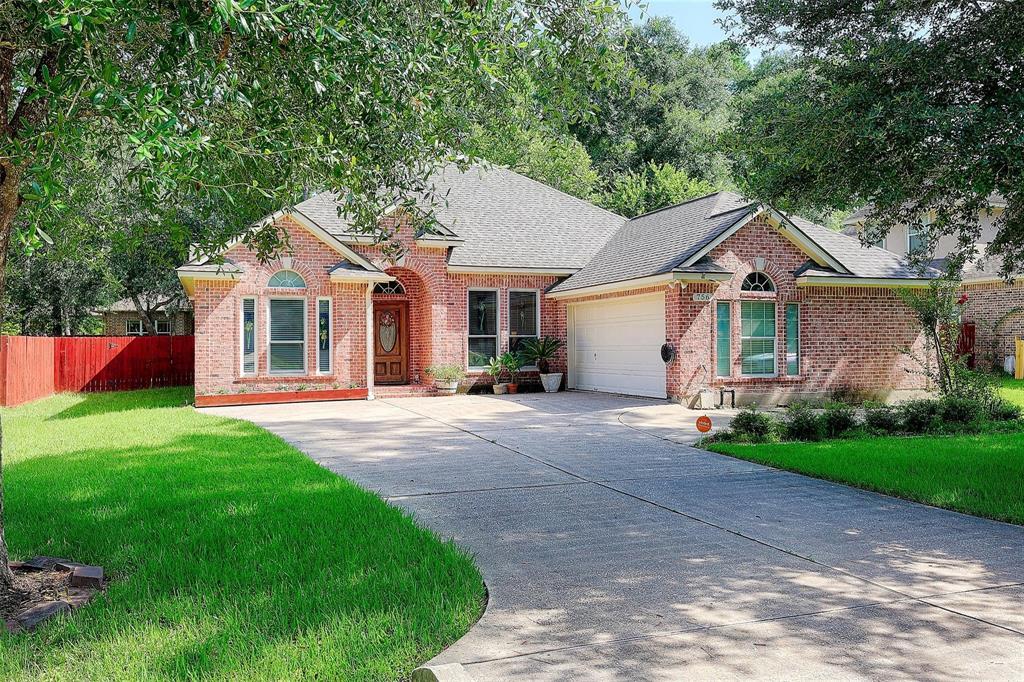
293,165,625,270
552,192,936,294
551,192,755,292
787,216,936,279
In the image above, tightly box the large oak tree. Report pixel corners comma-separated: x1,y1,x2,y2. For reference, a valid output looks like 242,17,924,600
0,0,630,587
719,0,1023,274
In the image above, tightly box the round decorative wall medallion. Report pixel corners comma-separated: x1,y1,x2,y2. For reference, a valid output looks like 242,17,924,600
660,343,675,363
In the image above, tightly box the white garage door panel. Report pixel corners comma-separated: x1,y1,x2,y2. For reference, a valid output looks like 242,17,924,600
571,294,666,398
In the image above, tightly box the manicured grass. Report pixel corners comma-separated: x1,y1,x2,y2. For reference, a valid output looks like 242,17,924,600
998,376,1024,408
709,432,1024,525
0,388,484,681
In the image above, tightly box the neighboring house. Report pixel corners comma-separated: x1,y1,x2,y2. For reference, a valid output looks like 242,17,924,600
178,165,933,406
96,298,195,336
844,196,1022,368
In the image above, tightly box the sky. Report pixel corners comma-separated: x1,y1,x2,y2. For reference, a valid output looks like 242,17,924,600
629,0,733,46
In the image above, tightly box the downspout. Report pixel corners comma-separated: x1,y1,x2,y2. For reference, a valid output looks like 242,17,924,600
365,282,375,400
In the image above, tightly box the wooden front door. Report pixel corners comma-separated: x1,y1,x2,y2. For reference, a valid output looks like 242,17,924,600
373,302,408,384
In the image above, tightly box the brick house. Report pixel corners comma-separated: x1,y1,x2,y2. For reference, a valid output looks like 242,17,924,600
96,298,194,336
179,165,933,407
844,195,1022,370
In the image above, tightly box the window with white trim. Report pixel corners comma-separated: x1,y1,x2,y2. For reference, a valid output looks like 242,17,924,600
785,303,799,375
508,290,539,355
125,319,143,335
269,298,306,374
741,272,775,292
741,301,776,376
909,216,933,253
241,297,257,375
715,301,731,377
317,298,332,374
156,319,171,335
268,270,306,288
468,289,498,367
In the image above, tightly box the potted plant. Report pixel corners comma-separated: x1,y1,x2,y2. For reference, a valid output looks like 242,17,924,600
500,351,524,394
485,356,508,394
425,364,466,394
521,336,564,393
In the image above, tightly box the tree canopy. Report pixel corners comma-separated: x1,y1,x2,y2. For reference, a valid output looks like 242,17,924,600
719,0,1024,276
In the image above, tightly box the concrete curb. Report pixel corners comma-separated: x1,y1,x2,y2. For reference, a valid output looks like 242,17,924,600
411,662,475,681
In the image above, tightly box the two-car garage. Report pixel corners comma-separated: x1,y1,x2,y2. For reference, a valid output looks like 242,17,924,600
567,293,667,399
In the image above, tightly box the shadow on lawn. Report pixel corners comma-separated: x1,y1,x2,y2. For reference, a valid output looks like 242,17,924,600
2,427,484,680
49,387,195,420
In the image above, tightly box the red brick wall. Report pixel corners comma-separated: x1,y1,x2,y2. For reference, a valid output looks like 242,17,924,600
961,280,1024,369
194,212,570,395
194,216,367,396
667,218,929,403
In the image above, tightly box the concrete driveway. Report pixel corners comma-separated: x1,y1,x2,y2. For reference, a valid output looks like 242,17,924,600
205,392,1024,680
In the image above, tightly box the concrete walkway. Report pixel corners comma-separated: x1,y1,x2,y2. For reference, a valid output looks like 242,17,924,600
205,392,1024,680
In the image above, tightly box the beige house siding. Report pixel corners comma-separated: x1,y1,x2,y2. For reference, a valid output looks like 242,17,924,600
101,310,194,336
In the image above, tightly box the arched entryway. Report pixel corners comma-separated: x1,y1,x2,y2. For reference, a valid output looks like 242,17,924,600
371,267,433,385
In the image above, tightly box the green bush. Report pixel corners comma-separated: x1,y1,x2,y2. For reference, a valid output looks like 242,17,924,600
899,399,941,433
729,404,781,443
938,395,980,425
988,398,1022,422
864,402,902,434
822,401,858,437
784,402,825,441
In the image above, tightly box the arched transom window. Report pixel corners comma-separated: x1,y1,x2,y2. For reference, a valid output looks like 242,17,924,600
741,272,775,292
373,280,406,295
268,270,306,288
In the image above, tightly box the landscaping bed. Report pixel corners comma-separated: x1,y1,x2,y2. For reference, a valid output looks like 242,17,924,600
0,388,484,680
707,385,1024,525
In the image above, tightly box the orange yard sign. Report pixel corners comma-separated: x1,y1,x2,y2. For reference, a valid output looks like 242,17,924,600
696,415,713,433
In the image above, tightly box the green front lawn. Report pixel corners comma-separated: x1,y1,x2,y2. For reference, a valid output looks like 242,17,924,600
709,432,1024,525
0,388,484,681
999,376,1024,409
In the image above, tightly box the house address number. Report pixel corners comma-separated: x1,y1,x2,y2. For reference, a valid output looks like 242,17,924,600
692,293,713,302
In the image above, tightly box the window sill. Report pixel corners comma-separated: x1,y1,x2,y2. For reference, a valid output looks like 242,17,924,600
713,376,804,384
235,375,334,385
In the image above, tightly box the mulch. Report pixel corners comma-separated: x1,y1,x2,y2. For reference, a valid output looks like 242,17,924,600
1,557,104,633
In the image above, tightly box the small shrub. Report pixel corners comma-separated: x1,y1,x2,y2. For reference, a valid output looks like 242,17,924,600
729,404,781,443
988,398,1022,422
822,401,858,438
784,401,825,441
864,402,902,434
938,395,980,425
899,399,941,433
425,364,467,382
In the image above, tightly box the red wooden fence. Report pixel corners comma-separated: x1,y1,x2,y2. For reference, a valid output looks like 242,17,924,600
0,336,56,407
1,336,194,407
957,322,977,369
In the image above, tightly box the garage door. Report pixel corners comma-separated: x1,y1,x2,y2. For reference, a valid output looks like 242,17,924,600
569,293,667,398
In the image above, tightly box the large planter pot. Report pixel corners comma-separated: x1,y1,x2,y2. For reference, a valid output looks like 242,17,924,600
434,379,459,395
492,383,508,395
507,383,519,394
540,373,563,393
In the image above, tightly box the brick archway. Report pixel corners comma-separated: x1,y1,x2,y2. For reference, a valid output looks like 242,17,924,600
372,267,434,384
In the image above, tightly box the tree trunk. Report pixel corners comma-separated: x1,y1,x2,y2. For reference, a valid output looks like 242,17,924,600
129,291,158,336
0,161,20,588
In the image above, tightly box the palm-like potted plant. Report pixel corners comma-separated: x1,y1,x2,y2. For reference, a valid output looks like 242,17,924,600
521,336,565,393
485,356,508,394
500,351,524,394
425,364,466,394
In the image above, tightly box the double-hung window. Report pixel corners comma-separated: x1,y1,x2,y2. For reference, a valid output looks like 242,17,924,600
509,290,539,356
156,319,171,335
125,320,143,336
908,214,930,254
241,297,257,375
740,301,776,376
468,289,498,367
269,298,306,374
